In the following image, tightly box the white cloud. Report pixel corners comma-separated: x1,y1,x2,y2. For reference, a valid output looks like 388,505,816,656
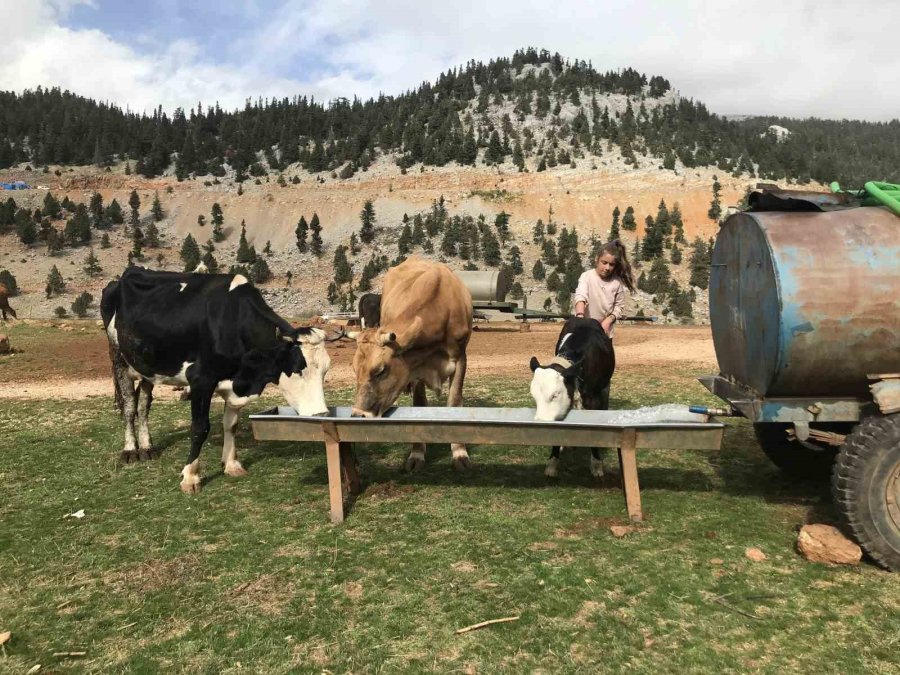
0,0,898,120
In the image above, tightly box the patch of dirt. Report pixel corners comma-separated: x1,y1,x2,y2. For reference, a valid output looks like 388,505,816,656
365,480,416,501
343,581,364,601
572,600,605,628
451,561,478,573
227,573,291,617
1,323,716,399
105,554,199,593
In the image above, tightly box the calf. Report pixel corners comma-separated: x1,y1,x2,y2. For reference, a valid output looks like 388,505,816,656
0,284,16,321
529,317,615,477
358,293,382,328
102,267,333,494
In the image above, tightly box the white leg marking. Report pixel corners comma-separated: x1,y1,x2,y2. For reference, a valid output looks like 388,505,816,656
221,402,247,477
545,456,559,478
180,459,201,494
179,282,187,292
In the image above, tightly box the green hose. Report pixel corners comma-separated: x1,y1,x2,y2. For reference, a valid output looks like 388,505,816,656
830,181,900,217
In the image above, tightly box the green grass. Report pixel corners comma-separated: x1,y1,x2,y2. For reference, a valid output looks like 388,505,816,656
1,374,898,673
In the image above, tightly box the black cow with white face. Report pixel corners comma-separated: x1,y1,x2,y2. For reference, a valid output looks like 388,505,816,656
529,317,615,478
101,267,332,494
358,292,382,328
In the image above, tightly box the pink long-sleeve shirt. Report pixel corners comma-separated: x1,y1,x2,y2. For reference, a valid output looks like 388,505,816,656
573,270,627,337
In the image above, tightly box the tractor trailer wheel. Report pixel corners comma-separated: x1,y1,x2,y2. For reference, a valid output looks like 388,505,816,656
832,416,900,571
753,423,842,481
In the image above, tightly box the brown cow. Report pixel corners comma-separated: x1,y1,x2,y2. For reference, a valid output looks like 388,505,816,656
0,284,16,321
350,257,473,471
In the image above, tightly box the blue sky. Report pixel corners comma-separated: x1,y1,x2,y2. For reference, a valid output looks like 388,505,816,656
1,0,898,120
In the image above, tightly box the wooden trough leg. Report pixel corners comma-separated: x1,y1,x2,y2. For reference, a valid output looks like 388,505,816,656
322,422,345,524
618,427,643,522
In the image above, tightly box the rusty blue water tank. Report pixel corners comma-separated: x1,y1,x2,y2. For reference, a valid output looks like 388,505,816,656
710,206,900,397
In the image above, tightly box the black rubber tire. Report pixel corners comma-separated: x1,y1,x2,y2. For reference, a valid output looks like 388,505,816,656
754,423,841,481
832,416,900,571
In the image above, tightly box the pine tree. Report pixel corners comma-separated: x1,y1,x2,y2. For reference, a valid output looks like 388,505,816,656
708,175,722,222
359,200,375,244
327,282,338,305
144,221,160,248
83,249,102,277
482,231,501,266
100,233,111,249
308,213,323,256
201,240,219,273
622,205,637,231
671,203,686,244
656,199,671,237
263,240,272,257
689,237,711,290
641,215,663,260
332,245,352,285
506,245,524,275
646,257,673,296
236,221,256,264
63,204,92,246
541,239,557,267
398,223,413,254
15,208,37,245
105,199,124,225
671,245,682,265
532,259,546,281
250,257,271,284
495,211,511,246
46,265,65,296
131,225,144,260
532,219,544,244
42,192,61,220
180,234,201,271
349,232,360,255
128,190,141,226
151,191,164,221
71,291,94,318
295,216,308,252
197,215,206,227
211,203,223,229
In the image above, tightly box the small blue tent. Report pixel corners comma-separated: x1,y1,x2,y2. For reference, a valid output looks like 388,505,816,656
0,181,29,190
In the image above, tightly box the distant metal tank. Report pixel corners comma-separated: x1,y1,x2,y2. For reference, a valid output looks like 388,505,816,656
710,206,900,398
454,269,511,303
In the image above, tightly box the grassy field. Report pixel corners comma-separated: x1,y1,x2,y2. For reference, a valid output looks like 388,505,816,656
1,371,898,674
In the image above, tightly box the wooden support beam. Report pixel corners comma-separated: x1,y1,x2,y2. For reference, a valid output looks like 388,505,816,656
322,422,345,524
618,427,642,522
340,442,361,494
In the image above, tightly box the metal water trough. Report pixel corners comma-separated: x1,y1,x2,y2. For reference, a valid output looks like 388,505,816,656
250,406,724,524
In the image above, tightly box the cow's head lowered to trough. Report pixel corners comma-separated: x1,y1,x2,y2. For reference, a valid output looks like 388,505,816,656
529,355,580,422
348,318,424,417
265,326,340,416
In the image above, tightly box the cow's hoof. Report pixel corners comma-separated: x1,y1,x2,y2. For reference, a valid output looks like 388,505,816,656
224,461,248,477
120,449,139,463
137,448,156,462
180,478,202,495
404,454,425,472
590,457,605,479
452,456,472,471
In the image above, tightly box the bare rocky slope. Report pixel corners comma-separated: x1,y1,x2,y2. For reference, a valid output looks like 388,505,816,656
0,150,759,323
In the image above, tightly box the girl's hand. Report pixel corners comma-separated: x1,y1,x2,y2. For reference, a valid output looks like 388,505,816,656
601,316,614,334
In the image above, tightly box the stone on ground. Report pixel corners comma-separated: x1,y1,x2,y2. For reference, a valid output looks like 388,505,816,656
797,524,862,565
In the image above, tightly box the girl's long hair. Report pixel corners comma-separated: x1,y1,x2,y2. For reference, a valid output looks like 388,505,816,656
597,240,635,292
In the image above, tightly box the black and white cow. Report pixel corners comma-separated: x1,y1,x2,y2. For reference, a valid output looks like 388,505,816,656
101,267,333,494
358,293,382,328
529,317,615,478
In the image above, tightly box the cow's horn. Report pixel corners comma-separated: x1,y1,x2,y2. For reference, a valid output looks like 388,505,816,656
346,330,361,341
324,327,346,342
379,331,397,346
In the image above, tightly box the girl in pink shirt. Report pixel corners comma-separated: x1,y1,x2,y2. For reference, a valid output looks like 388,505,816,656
573,240,635,337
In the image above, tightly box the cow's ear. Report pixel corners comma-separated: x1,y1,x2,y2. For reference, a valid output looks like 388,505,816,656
529,356,541,372
393,316,423,351
276,326,297,343
295,327,325,345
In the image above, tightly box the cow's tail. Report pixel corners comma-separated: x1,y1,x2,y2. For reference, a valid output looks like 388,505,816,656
109,341,126,417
